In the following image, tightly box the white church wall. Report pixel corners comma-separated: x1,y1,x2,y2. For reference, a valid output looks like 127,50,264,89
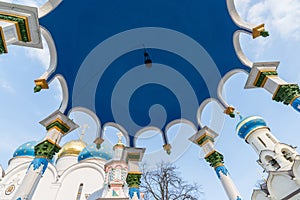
56,162,105,200
267,172,299,200
0,161,30,200
6,157,33,174
56,156,79,175
293,156,300,184
251,190,270,200
32,163,58,200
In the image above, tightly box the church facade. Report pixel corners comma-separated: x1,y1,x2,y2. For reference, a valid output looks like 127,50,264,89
0,138,137,200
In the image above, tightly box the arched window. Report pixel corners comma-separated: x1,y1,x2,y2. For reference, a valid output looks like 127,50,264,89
281,148,293,162
266,133,277,143
115,167,122,181
265,155,280,170
258,137,267,148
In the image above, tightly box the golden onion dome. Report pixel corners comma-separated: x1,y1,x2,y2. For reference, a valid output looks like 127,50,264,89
57,140,87,159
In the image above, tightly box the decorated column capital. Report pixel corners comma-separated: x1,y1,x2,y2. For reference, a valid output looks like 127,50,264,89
245,62,300,113
245,62,280,89
224,106,235,118
0,1,42,49
252,24,269,39
127,172,142,199
126,172,142,188
34,79,49,93
121,147,145,166
40,110,78,135
35,110,78,160
272,84,300,105
163,144,172,155
34,139,60,160
189,126,218,155
205,150,224,167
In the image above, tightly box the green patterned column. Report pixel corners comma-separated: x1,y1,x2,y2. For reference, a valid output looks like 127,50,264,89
126,172,142,188
273,84,300,105
273,84,300,113
127,172,142,199
205,150,224,167
34,140,61,160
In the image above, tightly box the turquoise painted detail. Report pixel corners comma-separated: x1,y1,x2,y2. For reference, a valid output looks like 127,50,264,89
28,158,48,175
291,97,300,113
13,141,37,158
129,188,140,199
215,165,229,179
236,196,242,200
78,143,113,162
17,198,21,200
236,116,267,140
112,190,118,196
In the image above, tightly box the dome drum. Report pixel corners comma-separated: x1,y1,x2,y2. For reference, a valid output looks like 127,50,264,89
236,116,268,141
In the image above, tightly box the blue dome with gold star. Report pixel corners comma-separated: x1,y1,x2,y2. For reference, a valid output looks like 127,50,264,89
236,116,268,140
13,141,37,157
78,143,114,162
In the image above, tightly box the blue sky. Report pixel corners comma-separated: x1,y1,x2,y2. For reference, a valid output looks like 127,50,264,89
0,0,300,199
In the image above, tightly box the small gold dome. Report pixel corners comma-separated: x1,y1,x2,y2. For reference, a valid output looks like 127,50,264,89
57,140,87,159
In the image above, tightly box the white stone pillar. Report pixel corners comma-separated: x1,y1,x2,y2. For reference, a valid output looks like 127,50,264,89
122,147,145,200
215,165,242,200
12,111,78,200
189,126,243,200
12,158,48,200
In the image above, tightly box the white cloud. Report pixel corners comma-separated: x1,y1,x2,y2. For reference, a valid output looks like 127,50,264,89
234,0,300,60
51,78,63,102
0,79,15,93
245,0,300,40
25,39,50,69
0,0,13,3
0,0,50,68
234,0,251,18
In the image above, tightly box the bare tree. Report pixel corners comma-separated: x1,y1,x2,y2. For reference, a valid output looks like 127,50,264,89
140,162,202,200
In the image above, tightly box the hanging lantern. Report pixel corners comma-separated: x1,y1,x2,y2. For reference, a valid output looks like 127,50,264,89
144,51,152,67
